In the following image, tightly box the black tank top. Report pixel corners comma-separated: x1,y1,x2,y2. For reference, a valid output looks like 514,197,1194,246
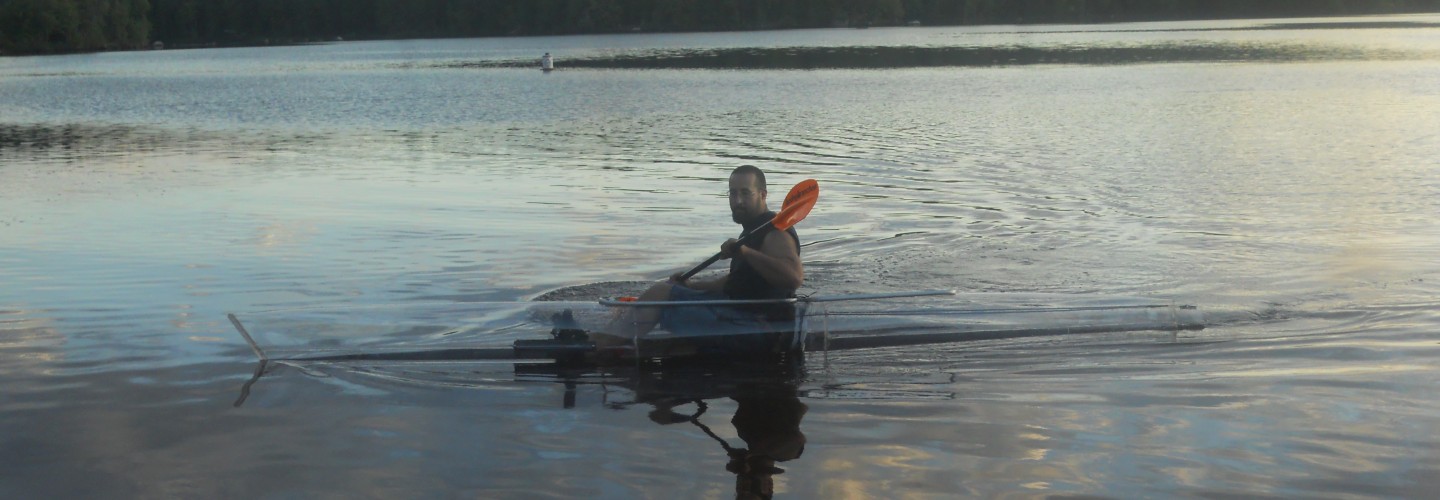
724,211,800,318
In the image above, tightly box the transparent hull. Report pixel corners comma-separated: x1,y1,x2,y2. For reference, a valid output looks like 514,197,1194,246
230,292,1202,362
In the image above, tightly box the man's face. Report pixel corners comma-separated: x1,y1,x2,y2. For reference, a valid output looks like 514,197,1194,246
729,172,767,224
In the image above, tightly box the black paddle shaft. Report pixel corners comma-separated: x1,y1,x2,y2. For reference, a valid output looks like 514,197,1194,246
677,221,774,282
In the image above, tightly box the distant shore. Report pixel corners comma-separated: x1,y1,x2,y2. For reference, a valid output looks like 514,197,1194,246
5,4,1440,57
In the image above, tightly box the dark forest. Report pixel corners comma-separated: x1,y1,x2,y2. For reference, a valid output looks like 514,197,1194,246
3,0,1439,54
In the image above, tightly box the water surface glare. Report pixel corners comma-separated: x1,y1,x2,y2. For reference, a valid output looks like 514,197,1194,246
3,15,1440,498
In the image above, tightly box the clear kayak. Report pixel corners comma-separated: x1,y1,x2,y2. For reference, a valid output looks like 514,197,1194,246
229,290,1203,364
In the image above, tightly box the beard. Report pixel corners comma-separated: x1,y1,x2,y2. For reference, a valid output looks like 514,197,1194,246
732,207,749,224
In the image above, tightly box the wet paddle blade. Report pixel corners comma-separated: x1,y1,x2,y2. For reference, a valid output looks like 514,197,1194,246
772,179,818,230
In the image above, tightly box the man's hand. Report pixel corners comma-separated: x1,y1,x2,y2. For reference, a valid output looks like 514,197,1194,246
668,272,687,284
720,238,743,259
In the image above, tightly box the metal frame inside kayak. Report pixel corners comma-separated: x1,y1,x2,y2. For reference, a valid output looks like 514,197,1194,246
228,289,1203,364
595,289,956,307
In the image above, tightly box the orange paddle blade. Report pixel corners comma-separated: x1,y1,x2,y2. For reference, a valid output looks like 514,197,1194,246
772,179,818,230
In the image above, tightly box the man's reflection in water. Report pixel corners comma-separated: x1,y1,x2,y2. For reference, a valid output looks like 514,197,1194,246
625,358,807,500
725,390,807,499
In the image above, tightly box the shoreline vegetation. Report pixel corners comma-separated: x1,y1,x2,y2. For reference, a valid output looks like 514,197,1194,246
2,1,1440,56
454,42,1437,70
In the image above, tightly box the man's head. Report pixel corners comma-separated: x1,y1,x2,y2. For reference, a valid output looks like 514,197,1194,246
729,165,768,224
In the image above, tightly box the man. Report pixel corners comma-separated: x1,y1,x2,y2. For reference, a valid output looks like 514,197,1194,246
602,165,804,344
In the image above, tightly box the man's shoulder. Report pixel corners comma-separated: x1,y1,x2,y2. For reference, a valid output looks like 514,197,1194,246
762,225,801,252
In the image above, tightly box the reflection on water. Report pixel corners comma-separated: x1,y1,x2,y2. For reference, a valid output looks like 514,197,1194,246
244,356,812,498
222,323,1440,497
0,123,141,154
435,19,1440,70
468,41,1434,70
1252,21,1440,30
531,358,809,499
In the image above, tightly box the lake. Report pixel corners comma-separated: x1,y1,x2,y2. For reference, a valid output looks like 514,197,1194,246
3,14,1439,498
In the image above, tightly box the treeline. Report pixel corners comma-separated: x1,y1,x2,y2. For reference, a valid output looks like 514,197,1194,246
4,0,1440,55
146,0,1440,42
0,0,149,53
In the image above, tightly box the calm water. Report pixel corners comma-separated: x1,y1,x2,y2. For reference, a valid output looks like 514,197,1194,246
4,15,1440,498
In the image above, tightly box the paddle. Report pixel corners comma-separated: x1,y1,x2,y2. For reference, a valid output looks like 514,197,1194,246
676,178,819,283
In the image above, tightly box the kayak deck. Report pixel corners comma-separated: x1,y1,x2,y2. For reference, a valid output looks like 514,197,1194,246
228,291,1203,365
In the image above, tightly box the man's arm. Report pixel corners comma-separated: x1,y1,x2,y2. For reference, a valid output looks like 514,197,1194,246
731,230,804,290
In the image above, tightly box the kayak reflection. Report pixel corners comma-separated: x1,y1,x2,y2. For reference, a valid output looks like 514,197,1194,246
233,351,810,498
525,357,807,500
